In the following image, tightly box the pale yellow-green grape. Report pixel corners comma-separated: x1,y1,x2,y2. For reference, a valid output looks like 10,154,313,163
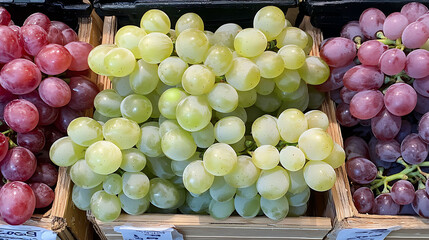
251,114,280,146
120,148,147,172
213,23,242,49
120,94,152,124
215,106,247,123
161,128,196,161
70,159,105,189
158,57,188,86
224,155,260,188
236,184,258,198
210,177,236,202
209,198,235,220
146,155,175,179
237,88,257,108
278,89,310,113
205,30,215,45
277,108,308,143
103,174,122,195
298,56,330,85
303,161,336,191
234,194,261,218
137,126,162,157
67,117,103,147
203,143,237,176
175,12,204,36
322,142,345,169
140,9,170,34
94,89,124,117
93,110,112,123
176,95,212,132
171,152,198,177
253,51,284,78
207,83,238,113
119,193,150,215
214,116,245,144
149,178,184,209
50,137,86,167
103,118,141,149
191,122,215,149
276,27,308,49
288,169,308,194
186,191,211,213
275,79,308,103
122,172,150,199
255,77,275,95
204,45,233,76
88,44,116,76
72,184,103,211
298,128,334,161
129,59,159,95
158,88,188,119
225,57,261,91
286,186,310,207
252,145,280,170
104,47,136,77
255,92,281,113
308,85,326,110
253,6,286,41
115,25,147,58
90,190,121,222
159,119,181,137
278,45,306,70
230,136,246,153
260,196,289,221
112,76,133,97
303,32,313,55
176,28,210,64
280,146,305,172
288,204,308,217
138,32,173,64
86,141,122,175
234,28,267,58
257,166,290,200
146,92,161,118
305,110,329,130
183,160,214,194
182,65,215,95
273,69,301,93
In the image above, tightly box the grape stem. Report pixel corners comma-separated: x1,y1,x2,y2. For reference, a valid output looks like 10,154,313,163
8,139,17,148
418,180,426,190
417,166,428,179
1,129,13,135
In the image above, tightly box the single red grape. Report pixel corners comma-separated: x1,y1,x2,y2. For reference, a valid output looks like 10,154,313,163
0,181,36,225
29,162,58,187
3,99,39,133
0,59,42,95
35,44,72,75
21,24,48,56
38,77,71,108
29,182,55,208
1,146,37,181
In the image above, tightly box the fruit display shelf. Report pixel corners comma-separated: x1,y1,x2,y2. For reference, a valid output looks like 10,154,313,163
0,11,103,240
86,15,338,240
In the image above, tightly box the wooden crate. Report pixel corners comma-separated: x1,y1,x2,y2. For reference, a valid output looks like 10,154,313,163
0,11,103,240
87,15,343,240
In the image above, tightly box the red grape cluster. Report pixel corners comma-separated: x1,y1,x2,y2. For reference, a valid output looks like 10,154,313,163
0,8,99,225
317,2,429,218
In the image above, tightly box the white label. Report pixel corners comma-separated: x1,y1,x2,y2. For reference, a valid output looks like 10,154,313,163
336,227,400,240
114,226,183,240
0,225,58,240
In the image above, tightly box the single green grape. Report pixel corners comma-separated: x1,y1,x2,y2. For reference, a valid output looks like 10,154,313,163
72,184,103,211
176,95,212,132
115,25,147,58
85,141,122,175
123,172,150,199
252,145,280,170
191,123,215,149
257,166,290,200
277,108,308,143
158,57,188,86
278,45,306,70
112,76,133,97
204,45,233,76
149,178,183,209
186,191,211,213
286,187,310,207
255,77,275,96
226,57,261,91
175,28,209,64
288,204,308,217
146,155,175,179
159,119,181,137
129,59,159,95
215,106,248,123
234,194,261,219
213,23,242,49
288,169,308,194
94,89,124,118
171,155,195,177
280,146,306,172
303,161,336,192
146,91,161,118
205,30,215,45
236,184,258,199
303,32,314,55
260,195,289,221
158,88,188,120
251,114,280,147
254,92,282,113
67,117,103,147
104,47,136,77
138,32,173,64
161,128,197,161
70,159,105,189
253,6,285,41
276,27,308,49
90,190,122,222
224,155,260,188
103,174,122,195
308,85,326,110
183,160,214,194
182,65,215,95
119,193,150,215
273,69,301,93
175,12,204,36
214,116,245,144
137,126,162,157
305,110,329,130
254,51,284,78
120,148,147,172
50,137,86,167
88,44,116,76
322,142,345,169
230,136,246,153
278,90,310,113
274,79,308,102
207,83,238,113
237,89,257,108
234,28,267,58
93,110,113,123
120,94,152,124
209,198,235,220
209,177,236,202
298,56,330,85
298,128,334,161
203,143,237,176
103,118,141,149
140,9,170,34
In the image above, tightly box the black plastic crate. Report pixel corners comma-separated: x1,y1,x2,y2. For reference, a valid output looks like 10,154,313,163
0,0,92,29
301,0,429,38
94,0,298,30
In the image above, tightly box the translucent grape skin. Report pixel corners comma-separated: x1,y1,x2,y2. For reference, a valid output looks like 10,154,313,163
346,157,377,185
336,103,359,127
29,182,55,208
405,49,429,79
375,139,401,163
38,77,71,108
345,136,370,160
418,112,429,143
21,24,48,56
340,21,365,41
383,12,408,40
17,128,45,153
349,90,384,120
378,48,406,76
359,8,386,39
391,180,415,205
373,193,400,215
401,2,429,24
353,187,374,214
1,146,36,182
4,99,39,133
28,163,58,187
357,40,388,66
64,41,93,71
35,44,72,75
343,65,384,91
402,21,429,49
384,83,417,117
67,76,100,111
0,58,42,95
0,181,36,225
0,7,11,26
412,189,429,218
320,37,356,68
401,133,428,165
371,108,401,141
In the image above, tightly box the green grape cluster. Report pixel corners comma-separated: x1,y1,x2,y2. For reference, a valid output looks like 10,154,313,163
55,6,344,223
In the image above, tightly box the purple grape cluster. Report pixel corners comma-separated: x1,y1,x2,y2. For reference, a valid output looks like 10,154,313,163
0,8,99,226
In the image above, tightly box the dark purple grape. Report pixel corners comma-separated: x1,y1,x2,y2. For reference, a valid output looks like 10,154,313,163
426,180,429,195
371,108,401,141
340,87,357,104
29,162,58,187
16,127,45,153
415,92,429,115
412,189,429,218
341,21,365,41
414,76,429,98
369,137,392,169
344,136,370,160
0,84,16,103
346,157,377,185
396,119,412,143
391,180,415,205
1,147,37,181
54,106,81,133
330,88,342,104
19,91,59,126
353,187,374,213
336,103,360,127
43,126,65,148
399,203,418,216
320,37,356,68
373,193,401,215
67,76,99,111
401,133,428,165
418,112,429,143
343,65,384,91
29,182,55,208
375,139,401,163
